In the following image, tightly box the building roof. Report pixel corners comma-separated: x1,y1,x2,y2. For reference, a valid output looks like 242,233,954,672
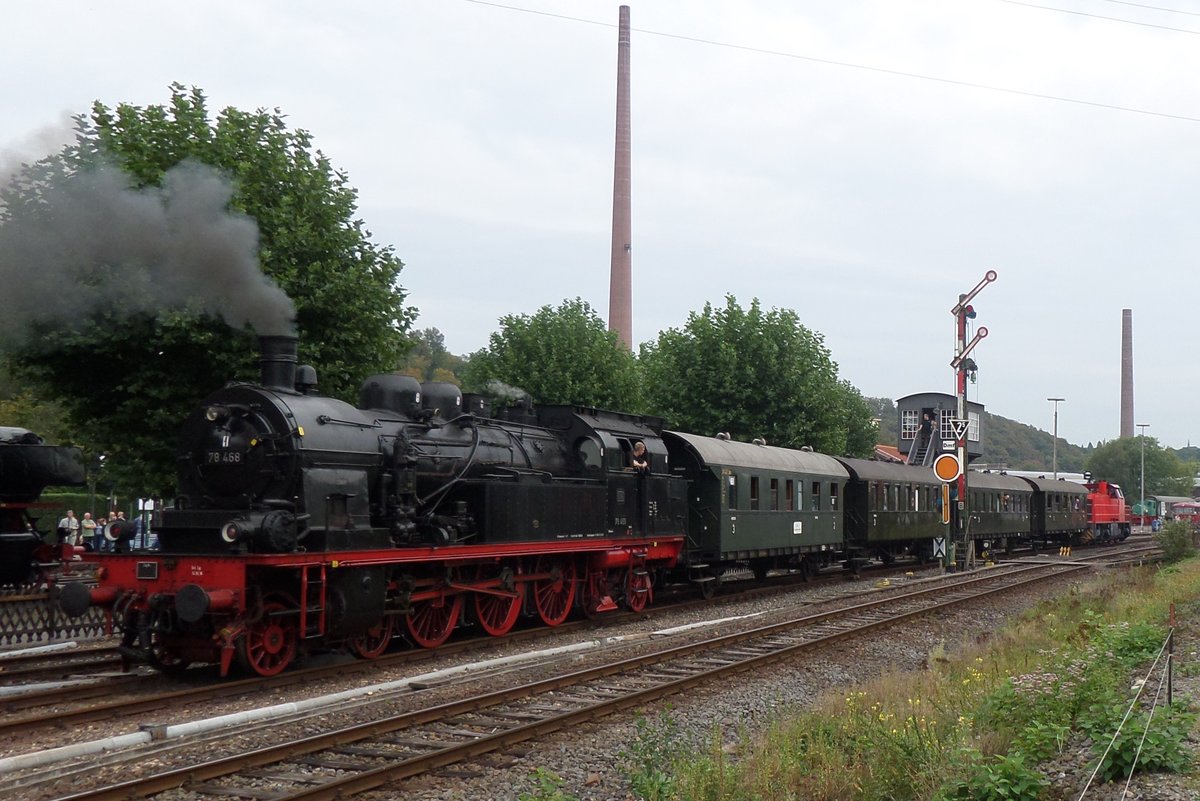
874,444,906,463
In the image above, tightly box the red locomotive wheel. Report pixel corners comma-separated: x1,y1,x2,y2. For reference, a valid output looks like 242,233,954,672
406,594,463,648
624,567,652,613
533,557,576,627
474,568,523,637
349,616,395,660
237,600,298,677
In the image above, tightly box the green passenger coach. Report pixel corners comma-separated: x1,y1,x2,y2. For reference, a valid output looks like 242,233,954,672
663,431,849,581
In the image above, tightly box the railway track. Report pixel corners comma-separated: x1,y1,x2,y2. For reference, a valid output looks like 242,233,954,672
0,559,943,737
29,561,1086,801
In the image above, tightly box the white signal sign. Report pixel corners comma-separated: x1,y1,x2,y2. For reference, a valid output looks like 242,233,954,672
949,419,970,440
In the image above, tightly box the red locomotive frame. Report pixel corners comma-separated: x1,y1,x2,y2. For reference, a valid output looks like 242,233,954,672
85,534,683,676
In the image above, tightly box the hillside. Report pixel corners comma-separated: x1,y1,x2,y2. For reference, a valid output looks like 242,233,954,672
865,397,1089,472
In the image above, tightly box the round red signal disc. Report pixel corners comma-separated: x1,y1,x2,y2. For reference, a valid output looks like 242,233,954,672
933,453,961,482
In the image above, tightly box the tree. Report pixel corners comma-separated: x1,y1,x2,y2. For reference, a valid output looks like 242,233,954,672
463,298,639,410
638,296,874,456
1085,436,1193,500
399,327,467,385
839,381,880,458
0,84,412,494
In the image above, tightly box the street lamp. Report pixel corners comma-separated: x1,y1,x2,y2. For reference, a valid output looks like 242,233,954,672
1047,398,1065,480
1137,423,1149,530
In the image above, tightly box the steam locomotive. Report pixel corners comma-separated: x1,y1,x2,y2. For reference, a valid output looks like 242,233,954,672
63,337,687,675
0,427,85,586
61,336,1106,677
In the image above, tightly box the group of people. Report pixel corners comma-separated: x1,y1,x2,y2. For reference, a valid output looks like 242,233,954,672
55,508,155,551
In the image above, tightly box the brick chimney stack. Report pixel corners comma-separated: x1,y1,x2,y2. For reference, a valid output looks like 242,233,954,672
1120,309,1134,438
608,5,633,350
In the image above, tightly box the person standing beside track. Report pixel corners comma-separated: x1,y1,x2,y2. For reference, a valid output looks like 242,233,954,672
56,510,79,545
79,512,97,550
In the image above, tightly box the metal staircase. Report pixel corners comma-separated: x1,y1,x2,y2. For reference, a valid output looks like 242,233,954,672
907,434,936,466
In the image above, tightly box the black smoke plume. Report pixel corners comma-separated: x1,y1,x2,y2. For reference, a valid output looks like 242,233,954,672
0,160,295,345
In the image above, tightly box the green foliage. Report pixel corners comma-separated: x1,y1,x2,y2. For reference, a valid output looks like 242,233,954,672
936,750,1047,801
1,84,411,494
620,713,686,801
838,380,880,457
1078,701,1195,782
398,327,467,384
463,298,638,410
0,389,70,445
1086,436,1193,498
517,768,577,801
638,296,873,455
865,396,898,444
1154,520,1197,563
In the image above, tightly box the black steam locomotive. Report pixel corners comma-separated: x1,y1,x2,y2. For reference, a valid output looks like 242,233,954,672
64,337,688,675
62,336,1092,677
0,427,85,586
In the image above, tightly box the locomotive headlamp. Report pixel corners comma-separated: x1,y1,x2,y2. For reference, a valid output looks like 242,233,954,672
205,405,231,423
221,521,243,543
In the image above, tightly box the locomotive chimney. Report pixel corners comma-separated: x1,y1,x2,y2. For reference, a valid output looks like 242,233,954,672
1120,309,1133,438
607,4,633,350
259,335,298,390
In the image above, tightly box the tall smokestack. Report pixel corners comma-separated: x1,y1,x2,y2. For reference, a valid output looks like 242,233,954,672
608,5,633,350
1120,309,1134,438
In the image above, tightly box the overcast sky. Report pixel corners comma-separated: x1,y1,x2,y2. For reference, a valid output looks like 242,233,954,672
4,0,1197,450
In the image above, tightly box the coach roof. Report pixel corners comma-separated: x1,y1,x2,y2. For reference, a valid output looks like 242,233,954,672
664,431,849,478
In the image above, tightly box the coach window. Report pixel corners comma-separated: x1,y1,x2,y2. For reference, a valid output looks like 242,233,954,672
829,482,838,510
727,475,738,510
770,478,780,511
750,477,760,511
811,480,821,511
785,480,794,511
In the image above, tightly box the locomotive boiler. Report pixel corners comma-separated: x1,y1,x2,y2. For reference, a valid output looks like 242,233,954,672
62,336,688,675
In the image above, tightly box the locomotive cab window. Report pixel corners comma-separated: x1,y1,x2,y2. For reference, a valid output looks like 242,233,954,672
575,437,603,472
